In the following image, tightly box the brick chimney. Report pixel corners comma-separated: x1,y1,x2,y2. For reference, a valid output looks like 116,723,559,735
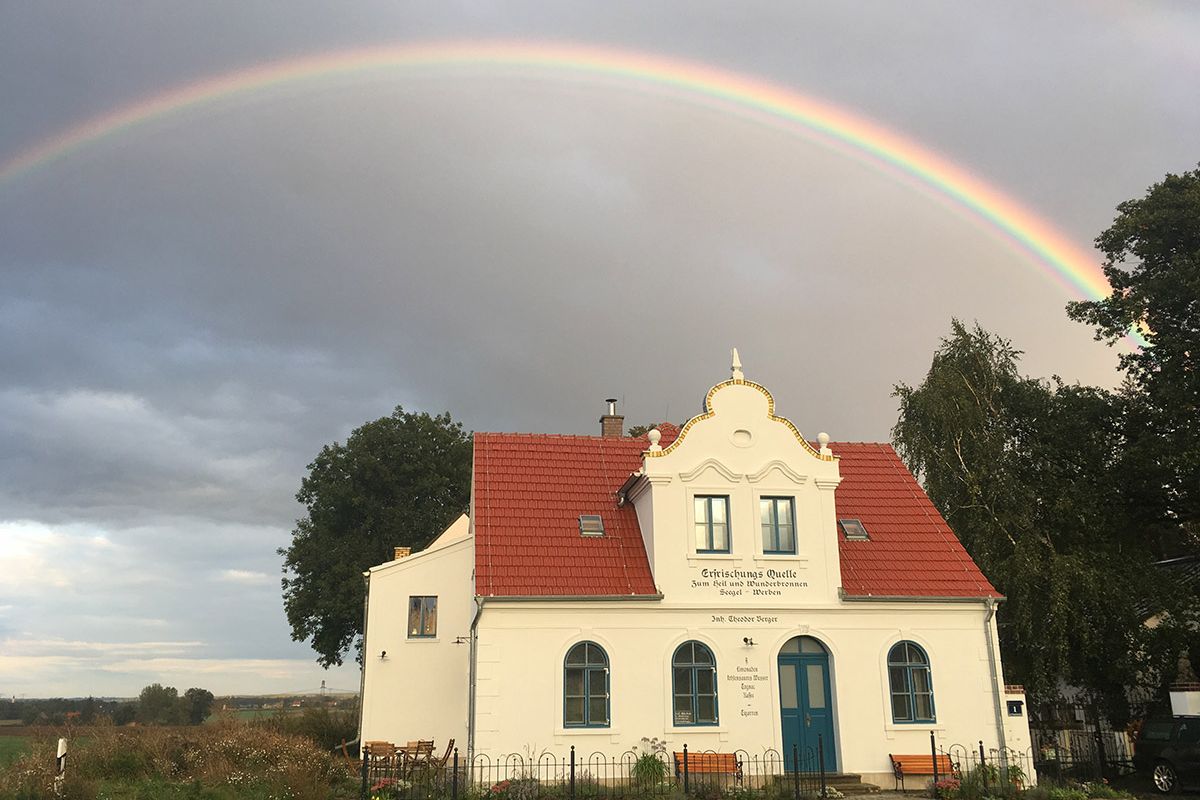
393,546,411,561
600,398,624,438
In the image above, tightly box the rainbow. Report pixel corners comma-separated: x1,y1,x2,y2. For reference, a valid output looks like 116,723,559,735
0,40,1140,346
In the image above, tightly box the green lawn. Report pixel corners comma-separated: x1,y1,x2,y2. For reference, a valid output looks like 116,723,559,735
0,735,30,767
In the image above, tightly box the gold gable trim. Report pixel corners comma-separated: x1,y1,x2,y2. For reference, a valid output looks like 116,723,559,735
645,379,834,461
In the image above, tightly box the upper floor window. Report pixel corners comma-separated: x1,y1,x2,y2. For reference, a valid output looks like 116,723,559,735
564,642,609,727
407,596,437,638
760,497,796,554
695,495,730,553
888,641,935,723
672,641,718,725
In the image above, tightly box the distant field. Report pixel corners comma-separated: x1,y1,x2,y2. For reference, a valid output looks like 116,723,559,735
208,708,306,723
0,735,30,766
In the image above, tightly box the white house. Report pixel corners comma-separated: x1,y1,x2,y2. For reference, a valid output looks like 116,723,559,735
359,357,1032,787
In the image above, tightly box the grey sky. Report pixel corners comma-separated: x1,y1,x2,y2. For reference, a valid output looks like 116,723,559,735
1,1,1197,697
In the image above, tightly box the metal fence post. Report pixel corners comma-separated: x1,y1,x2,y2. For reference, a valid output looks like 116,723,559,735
818,735,827,798
569,745,576,800
360,744,369,800
1056,735,1063,785
930,731,939,789
791,744,800,800
978,741,987,791
452,748,459,800
683,743,690,795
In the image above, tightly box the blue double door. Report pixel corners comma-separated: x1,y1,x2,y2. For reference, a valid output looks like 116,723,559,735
778,636,837,773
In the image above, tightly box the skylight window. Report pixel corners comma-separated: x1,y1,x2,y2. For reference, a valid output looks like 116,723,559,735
838,519,870,540
579,515,605,537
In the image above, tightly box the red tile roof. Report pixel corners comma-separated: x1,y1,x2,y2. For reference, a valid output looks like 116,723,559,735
473,433,657,597
834,442,999,598
472,434,999,599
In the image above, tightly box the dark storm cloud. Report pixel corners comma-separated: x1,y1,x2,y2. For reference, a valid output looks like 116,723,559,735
1,1,1197,695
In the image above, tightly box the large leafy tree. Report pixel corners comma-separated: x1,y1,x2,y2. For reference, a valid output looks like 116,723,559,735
182,687,215,724
893,321,1176,721
137,683,184,725
281,407,472,667
1067,165,1200,556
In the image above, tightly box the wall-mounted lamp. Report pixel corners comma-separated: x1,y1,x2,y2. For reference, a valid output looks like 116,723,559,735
379,650,387,660
743,637,755,647
453,636,469,645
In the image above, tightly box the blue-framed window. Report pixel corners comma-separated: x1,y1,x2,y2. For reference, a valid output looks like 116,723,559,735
672,641,718,725
888,641,935,723
407,596,437,638
694,496,730,553
564,642,609,727
760,497,796,554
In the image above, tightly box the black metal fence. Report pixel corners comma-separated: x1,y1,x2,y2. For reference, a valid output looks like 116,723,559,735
1028,702,1138,783
1026,728,1135,784
934,731,1127,792
934,738,1035,795
360,742,831,800
360,731,1132,800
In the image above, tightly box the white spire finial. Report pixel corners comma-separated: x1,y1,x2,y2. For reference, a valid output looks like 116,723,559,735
731,347,744,381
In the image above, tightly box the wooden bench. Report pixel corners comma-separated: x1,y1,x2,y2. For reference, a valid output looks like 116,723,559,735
889,753,959,792
674,751,743,783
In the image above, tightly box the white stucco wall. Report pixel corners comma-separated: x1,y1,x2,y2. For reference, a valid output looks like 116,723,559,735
472,600,1021,786
360,515,473,751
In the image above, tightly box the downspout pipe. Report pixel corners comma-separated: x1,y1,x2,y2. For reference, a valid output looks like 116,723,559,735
984,598,1009,767
467,596,485,765
356,570,372,749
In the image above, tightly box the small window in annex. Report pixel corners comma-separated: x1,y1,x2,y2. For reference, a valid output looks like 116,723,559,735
695,495,731,553
673,641,718,726
564,642,610,727
407,596,437,638
761,497,796,554
888,641,935,723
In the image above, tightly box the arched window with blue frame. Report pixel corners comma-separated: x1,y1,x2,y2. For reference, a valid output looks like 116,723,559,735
564,642,609,727
672,641,718,725
888,641,935,723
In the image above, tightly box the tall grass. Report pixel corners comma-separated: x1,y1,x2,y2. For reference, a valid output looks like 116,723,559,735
0,718,357,800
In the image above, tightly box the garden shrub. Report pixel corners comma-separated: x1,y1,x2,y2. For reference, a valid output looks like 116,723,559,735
631,738,669,789
1078,782,1128,799
254,707,358,751
1045,788,1087,800
686,776,726,800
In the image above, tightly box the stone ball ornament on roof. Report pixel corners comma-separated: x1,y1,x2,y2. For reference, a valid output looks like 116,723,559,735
818,432,832,456
647,428,662,452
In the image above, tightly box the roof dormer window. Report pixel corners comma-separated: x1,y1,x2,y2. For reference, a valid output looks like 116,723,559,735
838,519,870,540
579,515,605,537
